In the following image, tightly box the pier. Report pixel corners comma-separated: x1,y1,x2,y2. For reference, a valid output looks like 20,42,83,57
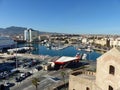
93,47,108,53
7,47,33,53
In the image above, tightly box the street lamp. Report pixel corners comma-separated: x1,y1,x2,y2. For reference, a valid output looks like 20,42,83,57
15,43,18,69
15,42,19,86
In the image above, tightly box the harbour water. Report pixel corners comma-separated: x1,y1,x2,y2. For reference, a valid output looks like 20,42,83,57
18,43,101,61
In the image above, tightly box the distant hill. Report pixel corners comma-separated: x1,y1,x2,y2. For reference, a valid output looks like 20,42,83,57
0,26,27,35
0,26,62,36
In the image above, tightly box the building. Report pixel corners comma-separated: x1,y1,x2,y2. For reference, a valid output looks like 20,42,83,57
94,38,106,46
81,38,88,44
24,28,39,42
69,47,120,90
110,37,120,47
0,37,16,51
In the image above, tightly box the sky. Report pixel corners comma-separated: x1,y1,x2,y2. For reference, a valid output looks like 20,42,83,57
0,0,120,34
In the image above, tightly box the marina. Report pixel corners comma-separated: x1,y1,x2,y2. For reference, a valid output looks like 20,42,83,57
20,43,101,61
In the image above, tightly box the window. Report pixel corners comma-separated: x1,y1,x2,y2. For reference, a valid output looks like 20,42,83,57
109,65,115,75
86,87,90,90
109,85,113,90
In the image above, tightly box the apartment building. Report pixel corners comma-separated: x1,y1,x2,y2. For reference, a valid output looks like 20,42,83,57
24,28,39,42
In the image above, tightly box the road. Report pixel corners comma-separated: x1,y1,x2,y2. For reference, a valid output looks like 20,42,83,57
10,70,46,90
10,69,71,90
9,60,96,90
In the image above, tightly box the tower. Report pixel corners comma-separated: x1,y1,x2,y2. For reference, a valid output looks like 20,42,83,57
24,28,39,42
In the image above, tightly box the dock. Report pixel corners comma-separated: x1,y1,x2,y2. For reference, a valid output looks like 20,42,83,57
93,48,108,53
7,47,32,53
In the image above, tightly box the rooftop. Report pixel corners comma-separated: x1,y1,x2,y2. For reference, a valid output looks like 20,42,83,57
71,70,96,81
78,74,95,81
97,47,120,63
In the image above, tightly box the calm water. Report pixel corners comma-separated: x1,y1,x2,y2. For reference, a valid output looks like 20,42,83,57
18,43,101,61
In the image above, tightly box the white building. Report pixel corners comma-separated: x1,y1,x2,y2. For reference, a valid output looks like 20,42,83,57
109,37,120,47
81,38,88,44
24,28,39,42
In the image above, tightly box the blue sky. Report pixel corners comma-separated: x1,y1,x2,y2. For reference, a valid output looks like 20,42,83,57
0,0,120,34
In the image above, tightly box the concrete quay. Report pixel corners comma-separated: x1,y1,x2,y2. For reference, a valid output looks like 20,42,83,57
0,53,59,63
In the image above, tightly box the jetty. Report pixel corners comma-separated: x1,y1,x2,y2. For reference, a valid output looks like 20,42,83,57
93,47,108,53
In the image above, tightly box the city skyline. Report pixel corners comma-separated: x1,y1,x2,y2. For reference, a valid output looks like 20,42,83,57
0,0,120,34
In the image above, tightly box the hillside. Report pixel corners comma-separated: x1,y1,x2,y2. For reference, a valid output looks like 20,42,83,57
0,26,27,35
0,26,62,36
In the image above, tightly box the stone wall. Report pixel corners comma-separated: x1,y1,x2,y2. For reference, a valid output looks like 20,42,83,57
96,48,120,90
69,75,95,90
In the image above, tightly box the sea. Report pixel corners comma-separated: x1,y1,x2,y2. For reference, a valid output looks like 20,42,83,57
18,43,101,61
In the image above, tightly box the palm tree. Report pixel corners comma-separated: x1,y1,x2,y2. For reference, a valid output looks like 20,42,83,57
32,77,40,90
61,71,66,81
61,71,67,90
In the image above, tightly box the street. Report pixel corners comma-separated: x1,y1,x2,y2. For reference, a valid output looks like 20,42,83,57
10,69,71,90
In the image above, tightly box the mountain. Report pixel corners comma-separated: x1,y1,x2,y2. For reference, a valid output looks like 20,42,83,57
0,26,62,36
0,26,27,35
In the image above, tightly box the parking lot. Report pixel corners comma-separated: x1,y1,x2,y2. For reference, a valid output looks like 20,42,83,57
0,54,58,89
0,53,91,90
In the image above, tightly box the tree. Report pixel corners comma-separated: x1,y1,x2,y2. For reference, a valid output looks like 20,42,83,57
61,71,67,90
61,71,66,80
32,77,40,90
64,40,69,44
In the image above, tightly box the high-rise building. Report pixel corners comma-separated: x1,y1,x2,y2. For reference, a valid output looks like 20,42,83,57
24,28,39,42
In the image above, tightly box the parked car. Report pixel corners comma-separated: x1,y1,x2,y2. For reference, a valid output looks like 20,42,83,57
4,82,15,87
35,66,42,71
15,77,23,82
0,84,5,90
25,72,32,77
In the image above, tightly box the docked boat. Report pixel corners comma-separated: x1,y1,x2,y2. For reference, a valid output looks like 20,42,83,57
84,46,93,52
81,53,87,60
77,48,81,51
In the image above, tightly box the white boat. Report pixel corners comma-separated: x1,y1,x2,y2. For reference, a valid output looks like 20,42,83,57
77,48,81,51
84,48,93,52
84,46,93,52
82,53,87,60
